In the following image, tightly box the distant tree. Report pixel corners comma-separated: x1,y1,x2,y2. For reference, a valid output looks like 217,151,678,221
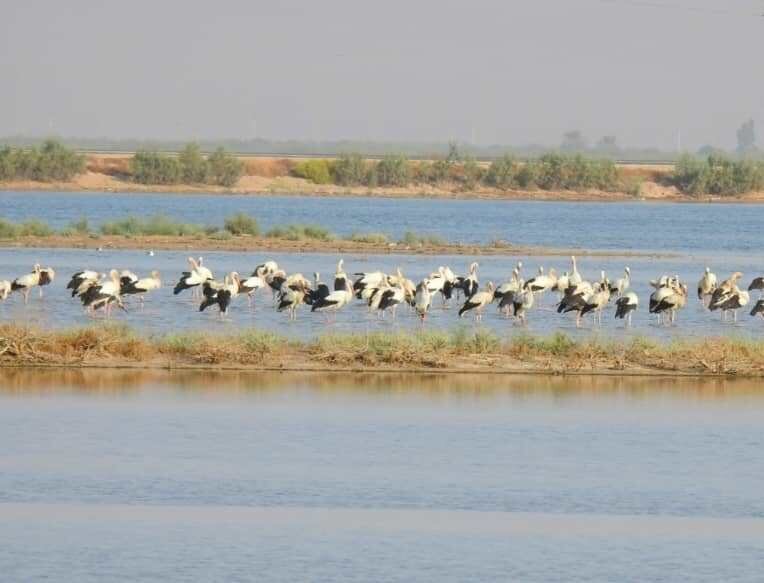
179,143,208,183
737,119,756,155
207,147,243,187
561,131,587,152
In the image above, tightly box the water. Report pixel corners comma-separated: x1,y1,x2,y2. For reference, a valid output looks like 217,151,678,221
3,190,764,253
2,247,764,340
3,192,764,339
1,370,764,581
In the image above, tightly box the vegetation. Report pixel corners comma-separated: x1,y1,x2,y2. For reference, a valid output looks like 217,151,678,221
0,140,84,181
266,224,334,241
3,323,764,376
671,154,764,196
130,143,242,187
291,159,333,184
100,215,205,237
399,231,447,247
223,213,260,236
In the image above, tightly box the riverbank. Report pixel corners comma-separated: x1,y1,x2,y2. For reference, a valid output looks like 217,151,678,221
0,153,738,202
1,324,762,377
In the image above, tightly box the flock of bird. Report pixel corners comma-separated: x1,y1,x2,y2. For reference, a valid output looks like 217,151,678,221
2,256,764,329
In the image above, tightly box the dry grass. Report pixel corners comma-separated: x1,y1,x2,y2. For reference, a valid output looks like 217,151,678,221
3,324,764,376
85,155,131,176
243,158,294,177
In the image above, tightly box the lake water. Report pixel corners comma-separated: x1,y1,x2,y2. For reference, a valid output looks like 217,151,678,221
1,370,763,582
2,192,764,340
2,190,764,254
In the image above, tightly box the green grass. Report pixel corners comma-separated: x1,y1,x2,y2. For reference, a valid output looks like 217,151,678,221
266,224,335,241
400,230,448,246
223,213,260,236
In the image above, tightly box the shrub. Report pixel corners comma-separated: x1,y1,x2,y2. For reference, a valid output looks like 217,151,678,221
266,224,334,241
333,153,368,186
375,154,410,186
484,155,517,189
0,140,84,182
0,218,19,238
179,143,209,184
223,213,260,236
292,159,332,184
99,215,204,236
18,219,53,237
130,151,181,184
400,231,447,246
207,147,243,187
461,156,484,190
670,154,764,196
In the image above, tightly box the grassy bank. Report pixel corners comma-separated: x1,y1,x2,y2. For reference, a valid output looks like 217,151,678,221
0,214,519,254
1,324,762,376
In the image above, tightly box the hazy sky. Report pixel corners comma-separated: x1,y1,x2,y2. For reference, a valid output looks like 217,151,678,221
2,0,763,149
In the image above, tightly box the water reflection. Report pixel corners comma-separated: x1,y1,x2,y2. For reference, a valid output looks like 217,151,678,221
0,367,760,401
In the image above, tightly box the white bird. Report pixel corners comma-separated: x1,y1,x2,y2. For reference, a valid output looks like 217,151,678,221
0,279,10,301
311,278,354,322
199,273,239,317
458,281,495,321
67,270,99,297
569,256,583,287
174,257,213,296
11,264,42,304
512,287,535,325
38,267,55,298
697,267,717,306
610,267,631,297
524,267,558,299
238,274,266,306
649,280,688,325
615,291,639,327
376,283,406,319
353,270,387,299
121,270,162,305
334,258,348,292
80,269,125,317
414,279,432,321
277,280,308,321
495,269,523,317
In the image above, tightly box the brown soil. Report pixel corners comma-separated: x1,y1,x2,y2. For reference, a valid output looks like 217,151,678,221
0,234,674,257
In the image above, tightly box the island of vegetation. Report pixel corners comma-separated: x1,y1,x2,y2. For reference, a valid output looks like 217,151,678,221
1,324,762,377
1,140,764,201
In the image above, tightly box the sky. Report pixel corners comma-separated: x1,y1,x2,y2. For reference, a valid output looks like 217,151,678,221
1,0,763,150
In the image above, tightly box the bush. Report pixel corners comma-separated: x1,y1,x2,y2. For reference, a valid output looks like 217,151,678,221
0,218,19,238
375,154,410,186
223,213,260,236
400,231,447,246
292,159,332,184
333,153,368,186
99,215,204,236
671,154,764,196
484,155,518,189
266,224,334,241
208,147,243,187
18,219,53,237
526,153,618,190
0,140,84,182
461,156,484,190
130,151,181,184
179,143,208,184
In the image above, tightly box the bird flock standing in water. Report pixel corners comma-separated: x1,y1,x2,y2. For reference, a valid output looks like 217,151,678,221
2,255,764,329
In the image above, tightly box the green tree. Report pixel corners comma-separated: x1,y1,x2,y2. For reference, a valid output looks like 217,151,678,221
179,143,208,183
207,147,243,187
375,154,410,186
332,153,367,186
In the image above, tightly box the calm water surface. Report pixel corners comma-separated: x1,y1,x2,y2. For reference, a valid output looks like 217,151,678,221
1,370,763,581
3,190,764,253
2,247,764,341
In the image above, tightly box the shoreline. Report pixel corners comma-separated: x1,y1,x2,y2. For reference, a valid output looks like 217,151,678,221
0,233,675,257
1,157,762,203
1,324,762,378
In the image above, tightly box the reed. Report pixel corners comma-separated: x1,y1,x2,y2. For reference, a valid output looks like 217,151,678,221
3,324,764,376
